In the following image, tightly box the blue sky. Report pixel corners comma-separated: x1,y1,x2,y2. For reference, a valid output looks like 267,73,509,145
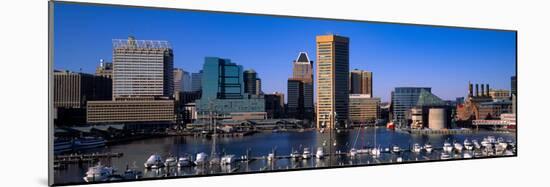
53,3,516,102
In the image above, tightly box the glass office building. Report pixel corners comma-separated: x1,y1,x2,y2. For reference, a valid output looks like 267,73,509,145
196,57,265,120
391,87,431,126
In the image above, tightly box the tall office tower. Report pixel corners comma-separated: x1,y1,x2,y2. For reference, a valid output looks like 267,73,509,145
243,69,258,95
315,35,350,129
95,59,113,79
391,87,431,126
173,68,191,93
195,57,264,120
191,70,203,92
264,92,285,119
255,78,262,95
287,52,314,120
349,69,373,97
112,36,173,99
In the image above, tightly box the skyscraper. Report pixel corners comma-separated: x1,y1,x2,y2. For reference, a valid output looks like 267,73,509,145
173,68,188,94
316,35,350,129
191,70,203,92
112,36,173,99
349,69,372,97
287,52,314,121
243,69,258,95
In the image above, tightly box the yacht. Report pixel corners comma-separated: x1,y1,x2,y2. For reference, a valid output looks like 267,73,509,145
221,155,236,165
290,150,301,160
121,165,142,180
481,138,492,148
412,143,422,153
443,141,453,153
424,143,434,153
463,151,473,159
267,153,275,161
83,162,114,182
74,136,106,150
391,144,401,153
440,152,451,160
497,137,508,150
487,136,497,144
371,146,381,157
302,148,312,159
472,139,482,150
464,139,474,151
453,141,464,152
164,156,177,167
315,147,325,159
177,156,193,167
144,154,164,169
349,148,358,157
194,152,208,166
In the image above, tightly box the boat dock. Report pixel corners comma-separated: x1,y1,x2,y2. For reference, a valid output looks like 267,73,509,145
54,152,123,164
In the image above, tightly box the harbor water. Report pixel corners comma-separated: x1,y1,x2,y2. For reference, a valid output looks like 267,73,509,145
54,128,516,184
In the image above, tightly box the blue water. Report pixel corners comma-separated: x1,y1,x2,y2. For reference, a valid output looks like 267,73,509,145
54,128,516,184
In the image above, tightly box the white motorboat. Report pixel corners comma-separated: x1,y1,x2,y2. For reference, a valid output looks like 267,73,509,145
472,139,481,150
396,157,403,162
487,136,497,144
221,155,236,165
144,154,164,169
443,141,453,153
83,162,114,182
424,143,433,153
315,147,325,159
267,153,275,161
412,143,422,153
194,152,208,166
290,150,301,160
440,152,451,160
497,137,508,150
463,151,473,158
349,148,357,157
164,156,177,167
302,148,312,159
481,138,492,148
453,141,464,152
177,156,193,167
371,146,381,157
464,139,473,151
391,144,401,153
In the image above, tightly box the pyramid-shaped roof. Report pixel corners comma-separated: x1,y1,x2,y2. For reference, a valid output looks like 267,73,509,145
416,89,445,106
296,52,310,62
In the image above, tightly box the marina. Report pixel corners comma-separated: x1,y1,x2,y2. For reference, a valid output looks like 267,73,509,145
53,128,516,184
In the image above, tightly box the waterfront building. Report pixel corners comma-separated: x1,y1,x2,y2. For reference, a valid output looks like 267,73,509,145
112,36,173,100
407,89,451,129
489,89,511,100
87,100,175,128
175,91,201,124
391,87,431,126
54,70,112,126
348,94,380,124
95,59,113,79
191,70,203,92
287,52,314,121
54,70,112,108
265,92,285,119
195,57,265,121
315,35,350,129
457,82,497,125
477,100,513,119
173,68,191,93
349,69,372,97
244,69,259,95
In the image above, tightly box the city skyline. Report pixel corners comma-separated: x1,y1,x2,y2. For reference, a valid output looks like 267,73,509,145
53,3,516,102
